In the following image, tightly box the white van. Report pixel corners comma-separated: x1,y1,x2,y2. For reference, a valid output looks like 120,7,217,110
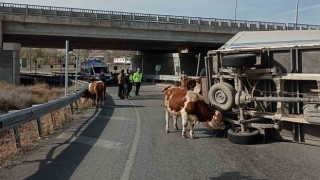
79,59,113,82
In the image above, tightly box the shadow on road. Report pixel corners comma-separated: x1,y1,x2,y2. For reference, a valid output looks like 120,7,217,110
25,93,116,180
210,171,264,180
198,128,227,138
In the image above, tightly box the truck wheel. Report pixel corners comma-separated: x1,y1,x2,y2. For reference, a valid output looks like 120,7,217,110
227,128,261,145
221,54,256,67
208,82,236,111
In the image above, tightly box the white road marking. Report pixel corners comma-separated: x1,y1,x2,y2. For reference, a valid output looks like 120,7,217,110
57,133,124,149
120,100,141,180
105,116,136,121
77,115,135,121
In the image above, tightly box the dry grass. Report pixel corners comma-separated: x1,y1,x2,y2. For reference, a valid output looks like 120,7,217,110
0,81,63,114
0,81,90,167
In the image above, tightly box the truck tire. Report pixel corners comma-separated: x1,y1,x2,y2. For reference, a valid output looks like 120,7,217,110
208,82,236,111
227,128,261,145
221,54,256,67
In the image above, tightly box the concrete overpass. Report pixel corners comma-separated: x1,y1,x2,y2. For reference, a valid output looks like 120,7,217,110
2,2,320,51
0,2,320,84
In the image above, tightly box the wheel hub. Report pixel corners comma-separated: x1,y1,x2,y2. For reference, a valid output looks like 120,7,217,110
215,90,227,104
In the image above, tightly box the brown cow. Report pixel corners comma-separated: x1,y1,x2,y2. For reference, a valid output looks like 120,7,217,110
82,81,105,108
163,86,225,139
102,81,107,99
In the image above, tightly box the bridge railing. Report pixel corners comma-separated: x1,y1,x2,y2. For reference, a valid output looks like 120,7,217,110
1,2,319,31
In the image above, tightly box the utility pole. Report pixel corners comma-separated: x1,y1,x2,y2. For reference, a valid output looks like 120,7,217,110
75,51,78,92
295,0,300,30
65,40,69,96
235,0,238,21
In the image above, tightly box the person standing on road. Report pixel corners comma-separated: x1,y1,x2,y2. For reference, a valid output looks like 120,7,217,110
117,69,125,99
133,68,143,96
124,69,133,99
180,70,188,87
180,71,188,81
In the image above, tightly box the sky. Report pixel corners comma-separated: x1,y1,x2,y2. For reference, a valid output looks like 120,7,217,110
3,0,320,25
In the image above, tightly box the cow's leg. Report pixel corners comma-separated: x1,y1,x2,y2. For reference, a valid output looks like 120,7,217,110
190,123,195,139
99,94,103,108
165,108,170,133
96,96,99,108
181,113,188,138
92,99,95,107
101,97,104,108
173,115,179,130
104,82,107,99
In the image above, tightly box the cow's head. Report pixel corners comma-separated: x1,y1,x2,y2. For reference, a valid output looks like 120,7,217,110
82,89,95,98
201,110,225,130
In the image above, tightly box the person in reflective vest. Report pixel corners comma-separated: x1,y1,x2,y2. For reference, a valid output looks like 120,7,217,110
133,68,143,96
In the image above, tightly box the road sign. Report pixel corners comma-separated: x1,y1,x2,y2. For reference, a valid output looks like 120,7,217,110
155,65,161,71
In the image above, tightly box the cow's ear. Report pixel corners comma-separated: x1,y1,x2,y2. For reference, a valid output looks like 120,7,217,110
162,86,171,92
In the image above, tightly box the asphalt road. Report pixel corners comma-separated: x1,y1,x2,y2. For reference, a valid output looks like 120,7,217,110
1,84,320,180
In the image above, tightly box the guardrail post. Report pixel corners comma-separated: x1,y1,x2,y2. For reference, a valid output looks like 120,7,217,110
36,118,43,137
74,101,79,109
51,113,56,130
70,104,74,114
13,126,21,149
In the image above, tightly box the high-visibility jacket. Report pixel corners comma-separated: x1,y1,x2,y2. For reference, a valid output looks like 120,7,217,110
129,74,133,82
133,72,142,82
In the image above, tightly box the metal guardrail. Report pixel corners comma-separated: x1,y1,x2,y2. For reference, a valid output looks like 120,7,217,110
0,80,88,132
0,74,175,133
0,2,319,31
144,75,180,82
144,75,197,83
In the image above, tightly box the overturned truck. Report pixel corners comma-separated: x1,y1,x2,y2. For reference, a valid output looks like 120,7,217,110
205,30,320,145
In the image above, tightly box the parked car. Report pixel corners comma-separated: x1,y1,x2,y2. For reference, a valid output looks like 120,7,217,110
79,59,115,84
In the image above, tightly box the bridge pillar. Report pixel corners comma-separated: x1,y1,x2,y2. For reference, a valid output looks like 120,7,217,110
131,52,205,76
0,43,21,84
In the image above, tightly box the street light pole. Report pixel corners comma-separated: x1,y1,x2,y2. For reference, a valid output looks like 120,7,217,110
75,51,78,92
235,0,238,21
295,0,300,30
65,40,69,96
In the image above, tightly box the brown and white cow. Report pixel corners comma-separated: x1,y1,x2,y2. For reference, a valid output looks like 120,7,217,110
82,81,105,108
163,86,225,138
181,78,202,94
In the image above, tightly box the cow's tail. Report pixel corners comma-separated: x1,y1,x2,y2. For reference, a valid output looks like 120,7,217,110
161,86,172,92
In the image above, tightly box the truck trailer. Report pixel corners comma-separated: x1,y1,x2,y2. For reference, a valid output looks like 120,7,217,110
205,30,320,145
